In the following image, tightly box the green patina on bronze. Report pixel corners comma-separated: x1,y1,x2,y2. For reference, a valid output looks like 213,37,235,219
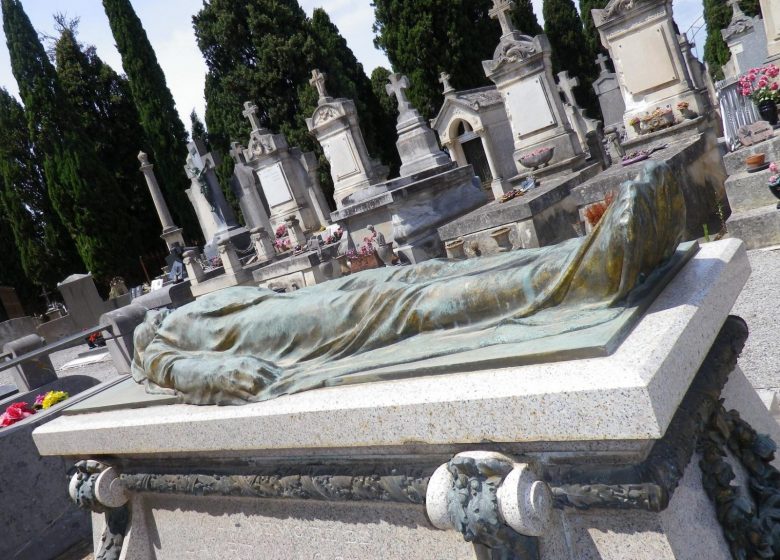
131,161,692,405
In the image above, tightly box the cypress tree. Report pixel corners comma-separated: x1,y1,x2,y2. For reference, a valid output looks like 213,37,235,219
0,87,79,291
579,0,608,61
704,0,762,81
53,24,163,270
511,0,543,36
542,0,600,117
2,0,140,284
373,0,505,119
190,109,207,143
102,0,199,240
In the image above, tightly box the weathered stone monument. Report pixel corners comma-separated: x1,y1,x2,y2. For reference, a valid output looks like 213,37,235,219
238,102,330,233
483,0,586,179
721,0,769,80
184,139,249,257
306,69,388,208
557,70,599,151
592,0,708,139
431,77,517,199
32,163,780,560
593,53,626,131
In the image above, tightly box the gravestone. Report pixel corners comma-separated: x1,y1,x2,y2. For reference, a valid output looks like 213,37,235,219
557,70,599,151
138,152,185,250
736,121,774,146
760,0,780,63
57,273,106,330
239,102,330,234
229,142,273,235
721,0,768,80
386,73,451,177
593,53,626,131
483,0,585,178
592,0,709,139
184,140,249,258
306,69,388,208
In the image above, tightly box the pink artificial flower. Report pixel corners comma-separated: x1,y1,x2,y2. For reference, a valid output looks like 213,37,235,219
770,162,779,173
758,77,769,88
769,65,780,78
772,82,779,91
770,174,779,184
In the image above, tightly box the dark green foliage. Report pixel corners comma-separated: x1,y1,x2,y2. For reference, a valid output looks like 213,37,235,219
102,0,199,240
372,0,504,120
190,109,207,143
193,1,398,207
511,0,543,36
704,0,762,81
53,25,163,273
370,66,401,137
0,88,78,297
542,0,600,118
579,0,608,61
2,0,143,285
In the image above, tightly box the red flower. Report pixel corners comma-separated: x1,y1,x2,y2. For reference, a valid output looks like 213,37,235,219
0,402,36,427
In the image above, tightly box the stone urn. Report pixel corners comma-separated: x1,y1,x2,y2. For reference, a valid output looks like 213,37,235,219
758,100,779,126
490,227,513,252
445,238,466,260
518,147,554,170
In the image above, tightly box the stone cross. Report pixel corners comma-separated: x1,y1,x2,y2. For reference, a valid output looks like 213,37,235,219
386,73,412,113
489,0,517,37
439,72,455,95
727,0,745,17
595,53,610,74
310,69,330,102
557,70,580,107
242,101,264,132
40,287,52,308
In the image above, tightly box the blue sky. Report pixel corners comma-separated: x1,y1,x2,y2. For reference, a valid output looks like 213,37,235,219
0,0,708,130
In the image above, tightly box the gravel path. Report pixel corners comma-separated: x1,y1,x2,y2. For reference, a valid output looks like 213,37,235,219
0,343,117,389
731,246,780,395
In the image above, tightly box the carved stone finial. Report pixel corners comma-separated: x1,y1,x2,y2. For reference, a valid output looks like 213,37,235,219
386,73,412,113
310,69,330,102
557,70,580,107
489,0,517,36
426,451,552,555
439,72,455,95
138,151,150,167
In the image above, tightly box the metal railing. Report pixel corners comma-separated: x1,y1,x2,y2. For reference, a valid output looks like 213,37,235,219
0,325,114,376
716,76,761,150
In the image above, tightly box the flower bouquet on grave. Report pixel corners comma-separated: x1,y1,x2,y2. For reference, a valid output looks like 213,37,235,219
677,101,698,120
621,150,651,166
768,162,780,208
628,116,642,134
738,65,780,124
0,401,36,428
275,223,288,239
347,237,383,272
33,390,69,410
273,236,292,253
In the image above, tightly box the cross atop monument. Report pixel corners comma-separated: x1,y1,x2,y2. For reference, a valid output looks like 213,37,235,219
242,101,264,132
557,70,580,107
595,53,610,74
727,0,745,17
386,73,412,113
310,69,331,102
489,0,517,37
439,72,454,95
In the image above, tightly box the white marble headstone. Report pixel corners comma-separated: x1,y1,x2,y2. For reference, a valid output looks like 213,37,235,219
257,163,293,207
615,27,678,95
506,77,556,137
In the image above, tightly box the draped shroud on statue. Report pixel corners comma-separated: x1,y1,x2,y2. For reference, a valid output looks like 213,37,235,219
132,162,688,405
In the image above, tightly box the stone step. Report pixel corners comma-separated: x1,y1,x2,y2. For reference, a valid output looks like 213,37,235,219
724,167,780,213
723,133,780,175
726,204,780,250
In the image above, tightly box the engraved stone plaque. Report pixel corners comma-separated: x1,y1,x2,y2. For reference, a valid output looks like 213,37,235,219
257,163,293,207
505,77,556,137
737,121,774,146
326,135,361,181
614,26,678,95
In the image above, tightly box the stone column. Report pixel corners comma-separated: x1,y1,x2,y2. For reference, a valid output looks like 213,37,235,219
182,250,205,284
250,226,275,263
760,0,780,63
217,238,243,276
285,216,307,248
477,129,507,199
138,151,185,250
